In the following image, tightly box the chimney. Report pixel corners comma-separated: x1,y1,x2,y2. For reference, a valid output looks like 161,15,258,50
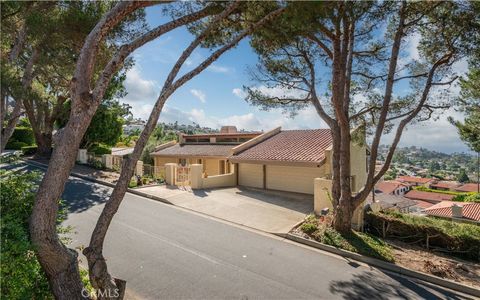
452,204,463,218
220,126,237,133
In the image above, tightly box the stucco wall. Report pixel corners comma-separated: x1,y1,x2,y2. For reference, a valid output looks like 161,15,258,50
154,157,177,166
238,163,263,189
350,143,367,193
266,165,325,195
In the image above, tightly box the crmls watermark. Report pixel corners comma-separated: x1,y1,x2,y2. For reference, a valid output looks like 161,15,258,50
82,288,119,298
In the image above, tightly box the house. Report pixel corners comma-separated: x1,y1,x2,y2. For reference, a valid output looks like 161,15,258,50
151,126,261,176
375,180,410,196
397,176,433,187
368,193,418,213
429,180,460,191
155,126,368,196
404,190,455,203
423,201,480,224
111,147,134,167
454,183,479,193
229,127,367,195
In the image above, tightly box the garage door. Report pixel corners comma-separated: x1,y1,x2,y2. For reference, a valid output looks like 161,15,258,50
266,165,323,194
238,163,263,189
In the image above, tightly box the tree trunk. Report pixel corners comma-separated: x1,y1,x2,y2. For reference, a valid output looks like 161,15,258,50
30,116,94,299
1,100,23,152
35,132,53,158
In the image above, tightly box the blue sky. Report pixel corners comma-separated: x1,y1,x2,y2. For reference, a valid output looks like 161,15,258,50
117,5,471,154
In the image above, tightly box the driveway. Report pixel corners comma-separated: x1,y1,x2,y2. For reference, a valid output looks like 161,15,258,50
135,185,313,234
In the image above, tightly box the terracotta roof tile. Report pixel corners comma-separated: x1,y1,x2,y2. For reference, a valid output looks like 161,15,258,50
424,202,480,222
413,200,436,209
151,144,232,157
376,181,407,195
231,129,332,163
455,183,479,193
404,190,455,202
430,181,460,190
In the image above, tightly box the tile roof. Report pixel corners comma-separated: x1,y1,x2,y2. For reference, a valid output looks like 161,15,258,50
397,176,433,184
404,190,455,202
111,147,134,157
230,129,332,164
151,144,233,157
454,183,479,193
413,200,436,209
430,181,460,190
376,181,407,195
424,202,480,222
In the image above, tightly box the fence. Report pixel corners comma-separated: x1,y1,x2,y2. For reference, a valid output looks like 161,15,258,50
143,164,166,180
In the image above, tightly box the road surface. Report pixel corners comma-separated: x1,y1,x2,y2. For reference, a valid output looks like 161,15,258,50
8,163,476,299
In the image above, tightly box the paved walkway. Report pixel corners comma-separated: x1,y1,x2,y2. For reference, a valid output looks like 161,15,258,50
135,185,313,234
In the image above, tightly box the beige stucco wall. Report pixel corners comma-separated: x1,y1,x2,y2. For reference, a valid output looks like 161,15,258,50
154,156,229,176
350,143,367,193
266,165,325,195
238,163,263,189
154,157,177,166
190,164,236,189
314,178,333,213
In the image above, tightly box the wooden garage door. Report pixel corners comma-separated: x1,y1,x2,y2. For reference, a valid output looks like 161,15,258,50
266,165,323,194
238,163,263,189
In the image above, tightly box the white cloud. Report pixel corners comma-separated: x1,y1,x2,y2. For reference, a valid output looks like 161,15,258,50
253,85,307,99
122,67,158,103
208,64,232,73
190,89,206,103
232,88,247,99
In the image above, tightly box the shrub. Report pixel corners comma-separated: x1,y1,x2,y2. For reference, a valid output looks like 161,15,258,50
301,223,318,234
1,172,52,299
5,140,28,150
128,179,137,188
21,145,38,155
89,144,111,155
10,127,35,145
464,193,480,202
366,211,480,261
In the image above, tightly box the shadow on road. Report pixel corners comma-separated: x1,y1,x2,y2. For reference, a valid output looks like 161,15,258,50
329,271,472,300
63,178,111,213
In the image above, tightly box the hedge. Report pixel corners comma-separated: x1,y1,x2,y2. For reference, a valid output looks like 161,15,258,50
1,172,53,298
89,144,111,155
365,211,480,261
10,127,34,145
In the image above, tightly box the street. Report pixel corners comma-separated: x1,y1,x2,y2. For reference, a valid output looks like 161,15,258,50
7,163,475,299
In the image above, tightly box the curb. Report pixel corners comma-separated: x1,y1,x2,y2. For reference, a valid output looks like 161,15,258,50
285,233,480,298
22,159,173,205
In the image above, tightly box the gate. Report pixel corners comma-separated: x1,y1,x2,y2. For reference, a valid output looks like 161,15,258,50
176,165,190,186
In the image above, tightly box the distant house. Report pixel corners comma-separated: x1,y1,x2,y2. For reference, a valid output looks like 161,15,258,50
375,180,410,196
404,190,455,203
429,180,460,191
397,176,433,187
454,183,479,193
123,120,146,134
368,193,418,213
111,147,134,166
424,201,480,224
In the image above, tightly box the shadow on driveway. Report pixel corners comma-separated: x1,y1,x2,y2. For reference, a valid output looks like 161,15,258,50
63,178,111,213
329,271,472,300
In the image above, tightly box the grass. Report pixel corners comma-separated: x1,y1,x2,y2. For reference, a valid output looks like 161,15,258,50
299,215,395,262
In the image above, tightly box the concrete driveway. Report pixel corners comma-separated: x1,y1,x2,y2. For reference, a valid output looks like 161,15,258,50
135,185,313,234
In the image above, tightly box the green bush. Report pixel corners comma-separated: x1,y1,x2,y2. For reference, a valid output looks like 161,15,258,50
21,145,38,155
1,172,52,299
301,223,318,234
366,211,480,261
10,127,35,145
128,179,137,188
5,140,28,150
89,144,112,155
414,186,465,196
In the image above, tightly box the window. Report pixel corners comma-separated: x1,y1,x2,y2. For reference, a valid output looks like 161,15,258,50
197,159,203,164
179,158,187,166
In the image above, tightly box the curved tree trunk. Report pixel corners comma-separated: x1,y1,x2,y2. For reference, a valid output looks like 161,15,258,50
34,132,53,158
83,5,286,299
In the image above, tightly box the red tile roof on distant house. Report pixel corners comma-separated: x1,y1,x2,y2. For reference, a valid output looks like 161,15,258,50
376,181,407,195
404,190,455,203
424,202,480,222
413,200,436,209
455,183,480,193
230,129,333,165
397,176,433,184
430,181,460,190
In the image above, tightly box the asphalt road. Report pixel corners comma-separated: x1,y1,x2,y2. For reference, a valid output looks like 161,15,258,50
5,163,475,299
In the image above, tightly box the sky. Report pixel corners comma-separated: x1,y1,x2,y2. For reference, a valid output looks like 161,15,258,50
116,5,472,154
